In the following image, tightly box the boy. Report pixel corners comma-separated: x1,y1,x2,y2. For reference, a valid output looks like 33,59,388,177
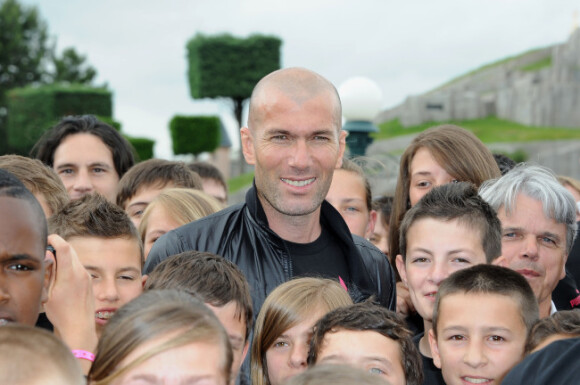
49,193,145,337
116,158,202,227
429,264,539,385
308,302,423,385
395,182,502,385
189,161,229,206
144,251,253,385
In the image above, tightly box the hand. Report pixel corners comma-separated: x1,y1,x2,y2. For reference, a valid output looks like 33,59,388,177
44,234,97,374
395,281,415,316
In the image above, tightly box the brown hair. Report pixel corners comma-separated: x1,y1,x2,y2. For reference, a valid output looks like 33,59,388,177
48,193,143,265
138,187,222,243
0,154,69,216
89,289,232,385
432,265,539,338
285,364,392,385
116,158,202,208
525,310,580,354
339,157,372,211
308,302,423,385
388,125,500,259
398,182,502,263
0,324,84,385
145,251,253,341
251,277,353,385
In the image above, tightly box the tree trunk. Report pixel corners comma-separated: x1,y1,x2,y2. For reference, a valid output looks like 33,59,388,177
233,97,245,175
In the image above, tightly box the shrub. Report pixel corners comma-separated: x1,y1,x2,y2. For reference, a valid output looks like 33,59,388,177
169,115,221,157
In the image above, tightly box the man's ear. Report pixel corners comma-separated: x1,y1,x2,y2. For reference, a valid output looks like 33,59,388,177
429,328,442,369
365,210,377,240
492,256,508,267
41,249,55,307
335,130,347,168
240,127,255,165
395,254,407,286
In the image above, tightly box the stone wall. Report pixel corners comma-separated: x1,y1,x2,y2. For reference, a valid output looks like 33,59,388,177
377,31,580,128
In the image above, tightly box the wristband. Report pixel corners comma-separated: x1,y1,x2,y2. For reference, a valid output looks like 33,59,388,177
72,349,95,362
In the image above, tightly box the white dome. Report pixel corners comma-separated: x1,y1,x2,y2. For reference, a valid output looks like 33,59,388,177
338,77,383,121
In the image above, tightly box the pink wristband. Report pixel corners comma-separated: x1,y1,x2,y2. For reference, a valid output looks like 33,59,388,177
72,349,95,362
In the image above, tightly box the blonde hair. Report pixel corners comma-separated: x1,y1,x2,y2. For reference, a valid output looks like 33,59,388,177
139,187,222,241
558,175,580,195
89,290,232,385
251,277,353,385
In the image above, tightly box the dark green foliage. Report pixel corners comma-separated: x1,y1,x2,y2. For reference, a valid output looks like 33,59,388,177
169,115,220,156
187,33,282,100
6,84,112,154
51,47,97,84
0,0,100,154
125,136,155,161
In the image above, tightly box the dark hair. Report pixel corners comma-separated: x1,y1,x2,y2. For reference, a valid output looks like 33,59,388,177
525,310,580,354
372,196,394,226
116,159,202,208
189,162,227,190
0,155,69,216
432,265,539,338
89,289,232,384
145,251,253,341
493,153,517,176
399,182,501,263
308,302,423,385
0,169,47,246
32,115,135,179
388,124,500,259
48,194,143,264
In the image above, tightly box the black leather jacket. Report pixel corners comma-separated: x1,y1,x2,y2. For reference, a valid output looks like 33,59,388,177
144,185,397,312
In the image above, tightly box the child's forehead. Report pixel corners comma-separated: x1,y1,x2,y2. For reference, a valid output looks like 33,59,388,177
439,292,524,326
68,235,142,267
406,217,485,254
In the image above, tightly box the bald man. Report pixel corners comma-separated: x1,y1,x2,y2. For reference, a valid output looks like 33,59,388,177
145,67,396,312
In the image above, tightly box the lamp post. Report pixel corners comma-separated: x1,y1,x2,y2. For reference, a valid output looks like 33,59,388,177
338,77,383,157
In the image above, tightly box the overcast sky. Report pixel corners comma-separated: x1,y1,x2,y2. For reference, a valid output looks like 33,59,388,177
22,0,580,158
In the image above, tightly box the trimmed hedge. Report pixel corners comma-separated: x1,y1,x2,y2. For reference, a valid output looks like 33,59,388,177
6,84,112,154
187,33,282,100
169,115,220,156
126,136,155,161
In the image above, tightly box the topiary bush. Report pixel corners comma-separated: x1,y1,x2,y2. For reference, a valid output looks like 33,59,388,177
169,115,221,157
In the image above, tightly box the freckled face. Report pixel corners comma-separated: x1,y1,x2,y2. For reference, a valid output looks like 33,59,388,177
326,169,372,238
53,133,119,202
409,147,456,207
242,90,346,219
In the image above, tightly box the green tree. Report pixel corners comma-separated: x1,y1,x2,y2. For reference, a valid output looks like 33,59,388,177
0,0,99,153
51,47,97,85
186,33,281,171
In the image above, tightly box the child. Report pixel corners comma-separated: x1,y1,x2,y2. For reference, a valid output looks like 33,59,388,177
524,309,580,354
116,158,202,227
144,251,253,385
48,193,145,337
395,182,502,384
308,302,422,385
429,264,539,385
0,324,84,385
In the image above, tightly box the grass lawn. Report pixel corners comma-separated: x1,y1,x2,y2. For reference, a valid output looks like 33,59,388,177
373,116,580,143
228,171,254,194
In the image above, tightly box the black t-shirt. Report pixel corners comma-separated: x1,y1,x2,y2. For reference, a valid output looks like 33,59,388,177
286,225,350,283
413,332,446,385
